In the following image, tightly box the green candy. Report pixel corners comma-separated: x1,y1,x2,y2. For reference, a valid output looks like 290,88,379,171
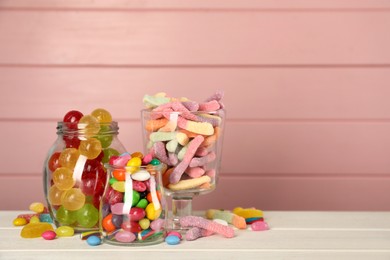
136,198,148,209
150,159,161,165
56,206,77,225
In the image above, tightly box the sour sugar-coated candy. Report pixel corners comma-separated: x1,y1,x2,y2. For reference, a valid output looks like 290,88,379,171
91,108,112,123
42,230,57,240
86,235,101,246
20,223,54,238
251,221,269,231
59,148,80,170
78,115,100,138
56,206,77,225
13,217,27,226
79,138,102,160
53,167,75,191
56,226,75,237
48,185,64,205
29,202,45,213
206,209,246,229
76,204,99,228
179,216,234,238
61,188,86,211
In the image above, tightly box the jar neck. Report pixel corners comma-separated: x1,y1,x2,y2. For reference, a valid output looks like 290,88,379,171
56,121,119,136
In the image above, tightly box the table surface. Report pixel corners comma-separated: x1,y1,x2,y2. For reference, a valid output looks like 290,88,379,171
1,211,390,260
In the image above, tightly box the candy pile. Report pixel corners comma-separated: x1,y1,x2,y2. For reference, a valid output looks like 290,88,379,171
101,152,166,244
142,92,225,194
46,108,124,230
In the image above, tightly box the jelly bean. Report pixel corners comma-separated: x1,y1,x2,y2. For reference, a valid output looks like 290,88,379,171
126,157,142,173
102,148,120,164
48,185,64,205
91,108,112,123
17,213,39,223
113,169,126,181
39,214,53,223
78,115,100,138
104,187,123,205
109,177,118,185
20,223,54,238
86,235,101,246
131,190,141,206
53,167,75,191
79,138,102,160
111,153,131,167
167,231,182,240
56,206,77,225
131,152,144,159
29,202,45,213
110,203,124,215
135,198,148,209
139,218,150,230
13,217,27,226
251,221,269,231
55,226,75,237
42,230,57,240
76,204,99,228
133,180,147,192
246,217,264,224
102,214,116,232
115,231,136,243
142,153,153,164
131,170,150,181
145,203,162,221
111,214,123,228
165,235,180,245
112,181,125,192
150,159,161,165
59,148,80,170
30,216,40,224
48,152,61,172
146,191,162,203
129,207,146,222
121,221,141,233
63,110,84,129
61,188,86,211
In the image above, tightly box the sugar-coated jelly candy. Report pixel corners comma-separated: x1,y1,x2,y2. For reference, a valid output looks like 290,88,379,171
56,206,77,225
55,226,74,237
79,138,102,160
86,235,101,246
53,167,75,191
48,152,61,172
20,223,54,238
76,204,99,228
63,110,83,129
13,217,27,226
29,202,45,213
59,148,80,170
78,115,100,138
42,230,57,240
48,185,64,205
91,108,112,123
61,188,86,211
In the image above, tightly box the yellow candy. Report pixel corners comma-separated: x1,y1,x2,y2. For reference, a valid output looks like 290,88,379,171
79,138,102,160
13,217,27,226
232,207,263,219
29,216,40,224
145,203,161,221
29,202,45,213
91,108,112,123
20,223,54,238
55,226,75,237
112,181,125,192
126,157,142,173
78,115,100,138
139,218,150,230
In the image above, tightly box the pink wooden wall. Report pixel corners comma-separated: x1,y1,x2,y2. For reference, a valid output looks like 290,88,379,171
1,0,390,211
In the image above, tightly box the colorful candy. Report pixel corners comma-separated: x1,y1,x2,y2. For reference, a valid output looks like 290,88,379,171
179,216,234,238
206,209,247,229
56,226,75,237
13,217,27,226
20,223,54,238
42,230,57,240
86,235,102,246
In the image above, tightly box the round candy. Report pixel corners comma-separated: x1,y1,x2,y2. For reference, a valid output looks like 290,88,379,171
63,110,83,129
56,206,77,225
63,134,81,149
48,152,61,172
48,185,64,205
165,235,180,245
29,202,45,213
91,108,112,123
13,217,27,226
79,138,102,160
42,230,57,240
130,152,143,159
121,221,141,233
53,167,75,191
96,125,113,148
59,148,80,170
86,235,101,246
55,226,75,237
78,115,100,138
61,188,86,211
76,204,99,228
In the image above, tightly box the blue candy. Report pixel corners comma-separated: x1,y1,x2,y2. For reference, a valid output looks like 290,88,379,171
39,214,53,223
87,235,102,246
165,235,180,245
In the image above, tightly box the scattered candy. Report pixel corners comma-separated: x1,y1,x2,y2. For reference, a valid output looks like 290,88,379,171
180,216,234,238
165,235,180,245
86,235,101,246
20,223,54,238
42,230,57,240
233,207,264,224
13,217,27,226
251,221,269,231
56,226,75,237
206,209,246,229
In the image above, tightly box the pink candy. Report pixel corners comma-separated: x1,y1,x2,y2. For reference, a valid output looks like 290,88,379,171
251,221,269,231
180,216,235,238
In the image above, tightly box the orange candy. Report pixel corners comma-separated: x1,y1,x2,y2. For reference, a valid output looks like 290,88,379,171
146,190,162,203
102,214,116,232
113,169,126,181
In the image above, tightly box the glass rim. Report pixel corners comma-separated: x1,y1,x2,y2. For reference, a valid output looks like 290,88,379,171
104,163,164,171
141,108,225,115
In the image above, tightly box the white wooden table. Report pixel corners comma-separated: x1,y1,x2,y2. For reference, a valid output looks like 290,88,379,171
1,211,389,260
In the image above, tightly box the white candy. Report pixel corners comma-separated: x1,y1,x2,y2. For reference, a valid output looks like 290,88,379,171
131,170,151,181
213,219,228,226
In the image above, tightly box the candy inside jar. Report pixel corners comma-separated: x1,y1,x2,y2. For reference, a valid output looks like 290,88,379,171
101,153,167,246
43,109,127,232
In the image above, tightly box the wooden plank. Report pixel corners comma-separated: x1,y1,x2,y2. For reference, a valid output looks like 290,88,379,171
2,0,390,9
0,12,389,65
2,174,390,210
2,121,390,176
1,68,390,120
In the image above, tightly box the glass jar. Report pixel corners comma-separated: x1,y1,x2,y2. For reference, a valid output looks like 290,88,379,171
101,164,166,246
43,121,126,232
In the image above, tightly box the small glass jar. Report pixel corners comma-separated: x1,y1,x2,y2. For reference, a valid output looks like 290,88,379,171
43,121,126,232
101,164,166,246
